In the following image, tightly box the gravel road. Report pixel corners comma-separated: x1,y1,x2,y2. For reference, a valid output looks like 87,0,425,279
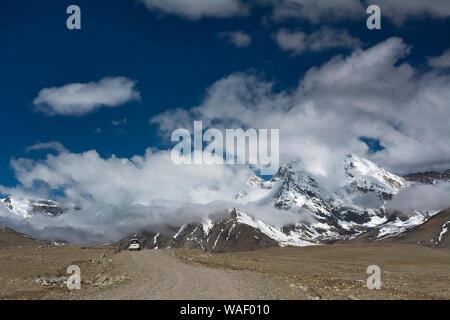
86,250,272,300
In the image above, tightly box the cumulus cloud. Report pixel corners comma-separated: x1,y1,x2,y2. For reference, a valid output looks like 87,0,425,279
428,49,450,68
139,0,248,20
218,31,252,47
274,28,361,55
152,37,450,183
33,77,140,116
7,149,249,206
387,182,450,215
0,146,309,244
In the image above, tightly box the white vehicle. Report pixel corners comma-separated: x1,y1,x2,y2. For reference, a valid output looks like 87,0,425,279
128,238,141,251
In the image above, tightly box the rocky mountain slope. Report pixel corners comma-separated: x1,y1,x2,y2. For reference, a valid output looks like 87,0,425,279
404,170,450,184
351,209,450,249
0,225,42,247
116,208,314,252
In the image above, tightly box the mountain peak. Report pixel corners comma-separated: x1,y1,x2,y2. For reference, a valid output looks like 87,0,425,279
1,197,65,218
275,160,303,179
344,154,408,192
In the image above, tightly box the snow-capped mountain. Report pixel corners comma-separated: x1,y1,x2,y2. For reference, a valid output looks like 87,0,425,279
117,154,446,252
1,197,66,218
233,154,417,243
116,208,316,252
337,154,409,201
351,209,450,249
2,154,448,251
404,170,450,184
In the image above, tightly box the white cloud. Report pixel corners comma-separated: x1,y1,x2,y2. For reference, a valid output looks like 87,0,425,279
1,142,315,244
8,148,250,207
139,0,248,20
274,28,361,55
4,38,450,244
268,0,450,24
33,77,140,116
273,29,306,55
387,182,450,215
138,0,450,23
428,49,450,68
0,146,279,244
218,31,252,47
152,37,450,183
370,0,450,24
271,0,363,23
26,141,67,154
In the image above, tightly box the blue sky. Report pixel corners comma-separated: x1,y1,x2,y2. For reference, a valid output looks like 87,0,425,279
1,0,450,188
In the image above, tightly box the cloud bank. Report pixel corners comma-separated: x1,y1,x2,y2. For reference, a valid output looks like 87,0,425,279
0,146,308,244
387,182,450,215
33,77,140,116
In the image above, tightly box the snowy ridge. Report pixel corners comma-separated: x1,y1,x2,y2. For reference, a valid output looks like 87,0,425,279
438,220,450,243
1,197,65,218
344,154,408,191
338,154,409,201
233,154,434,244
271,161,334,216
376,213,429,239
1,197,32,219
233,208,316,247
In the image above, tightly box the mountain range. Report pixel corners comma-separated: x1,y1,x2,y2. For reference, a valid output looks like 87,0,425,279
2,154,450,251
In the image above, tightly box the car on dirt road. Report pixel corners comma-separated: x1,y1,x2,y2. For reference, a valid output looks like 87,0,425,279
128,238,140,251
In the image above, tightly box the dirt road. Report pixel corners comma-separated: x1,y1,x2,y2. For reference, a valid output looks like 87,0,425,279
86,250,273,300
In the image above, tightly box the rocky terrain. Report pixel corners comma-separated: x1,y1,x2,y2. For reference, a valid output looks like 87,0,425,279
0,243,126,300
0,225,43,247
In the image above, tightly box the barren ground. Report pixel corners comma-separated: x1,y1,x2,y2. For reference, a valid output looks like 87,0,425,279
0,243,448,300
